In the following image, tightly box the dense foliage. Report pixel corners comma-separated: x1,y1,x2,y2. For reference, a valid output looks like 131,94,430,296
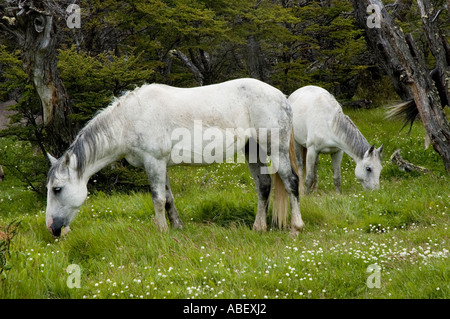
0,0,448,190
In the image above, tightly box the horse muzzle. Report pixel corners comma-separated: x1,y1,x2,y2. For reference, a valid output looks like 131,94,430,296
47,217,70,238
362,182,380,191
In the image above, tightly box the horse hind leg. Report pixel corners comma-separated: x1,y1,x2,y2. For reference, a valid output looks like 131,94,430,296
165,174,183,229
245,140,271,231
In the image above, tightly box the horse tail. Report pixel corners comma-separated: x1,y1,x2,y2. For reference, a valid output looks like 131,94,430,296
385,100,417,133
272,170,288,230
272,129,301,229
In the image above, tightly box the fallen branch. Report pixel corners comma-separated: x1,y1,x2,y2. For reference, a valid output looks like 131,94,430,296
390,149,431,173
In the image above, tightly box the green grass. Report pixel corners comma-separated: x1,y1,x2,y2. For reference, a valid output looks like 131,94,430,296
0,107,449,299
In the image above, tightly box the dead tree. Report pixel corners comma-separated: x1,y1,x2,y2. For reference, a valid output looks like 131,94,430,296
352,0,450,173
0,0,79,156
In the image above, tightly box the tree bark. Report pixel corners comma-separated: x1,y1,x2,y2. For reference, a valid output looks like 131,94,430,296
1,1,77,156
416,0,450,108
352,0,450,172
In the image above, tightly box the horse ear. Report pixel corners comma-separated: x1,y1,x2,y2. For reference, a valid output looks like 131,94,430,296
377,144,384,155
47,153,58,165
63,153,71,166
365,144,375,158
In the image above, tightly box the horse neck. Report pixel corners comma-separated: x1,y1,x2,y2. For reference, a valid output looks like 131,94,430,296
332,112,370,163
69,107,125,182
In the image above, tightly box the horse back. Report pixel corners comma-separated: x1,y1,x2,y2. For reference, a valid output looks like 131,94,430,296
289,86,341,148
135,78,290,131
122,78,292,164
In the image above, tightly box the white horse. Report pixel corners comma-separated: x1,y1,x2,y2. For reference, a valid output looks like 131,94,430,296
46,78,303,238
288,86,383,194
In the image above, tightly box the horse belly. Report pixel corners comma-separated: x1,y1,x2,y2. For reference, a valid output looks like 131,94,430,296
168,127,248,166
319,146,339,154
125,153,144,168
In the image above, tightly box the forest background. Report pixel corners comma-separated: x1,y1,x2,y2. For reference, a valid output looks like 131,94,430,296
0,0,448,192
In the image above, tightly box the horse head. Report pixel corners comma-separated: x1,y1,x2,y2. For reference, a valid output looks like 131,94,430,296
354,144,383,190
46,153,88,237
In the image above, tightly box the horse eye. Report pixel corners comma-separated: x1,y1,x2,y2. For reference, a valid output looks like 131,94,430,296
53,187,62,194
366,167,372,173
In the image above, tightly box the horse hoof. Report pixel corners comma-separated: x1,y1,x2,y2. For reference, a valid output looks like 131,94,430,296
159,226,169,232
172,219,184,229
289,224,304,239
289,230,299,239
252,223,267,232
153,218,169,232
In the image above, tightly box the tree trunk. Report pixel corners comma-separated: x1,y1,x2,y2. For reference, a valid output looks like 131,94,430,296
416,0,450,108
352,0,450,172
1,1,78,156
245,35,269,82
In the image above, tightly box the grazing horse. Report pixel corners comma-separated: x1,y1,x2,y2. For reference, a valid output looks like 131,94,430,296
288,86,383,194
46,78,303,238
0,165,4,182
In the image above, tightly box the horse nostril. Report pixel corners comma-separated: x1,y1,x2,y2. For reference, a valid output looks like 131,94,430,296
51,226,61,237
50,217,65,237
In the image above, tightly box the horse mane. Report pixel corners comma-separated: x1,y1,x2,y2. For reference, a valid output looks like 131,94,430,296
66,108,117,178
331,110,370,159
49,89,139,180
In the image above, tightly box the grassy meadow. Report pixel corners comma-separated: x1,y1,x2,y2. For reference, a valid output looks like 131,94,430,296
0,107,449,299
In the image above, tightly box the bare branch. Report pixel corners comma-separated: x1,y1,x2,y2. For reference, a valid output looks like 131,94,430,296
170,49,204,85
431,9,443,23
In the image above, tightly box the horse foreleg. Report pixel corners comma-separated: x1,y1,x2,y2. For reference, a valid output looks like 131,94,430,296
331,151,343,193
145,158,169,231
165,174,183,229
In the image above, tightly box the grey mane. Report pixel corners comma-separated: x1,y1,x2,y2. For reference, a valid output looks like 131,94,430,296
331,110,370,159
67,113,116,178
48,89,136,180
